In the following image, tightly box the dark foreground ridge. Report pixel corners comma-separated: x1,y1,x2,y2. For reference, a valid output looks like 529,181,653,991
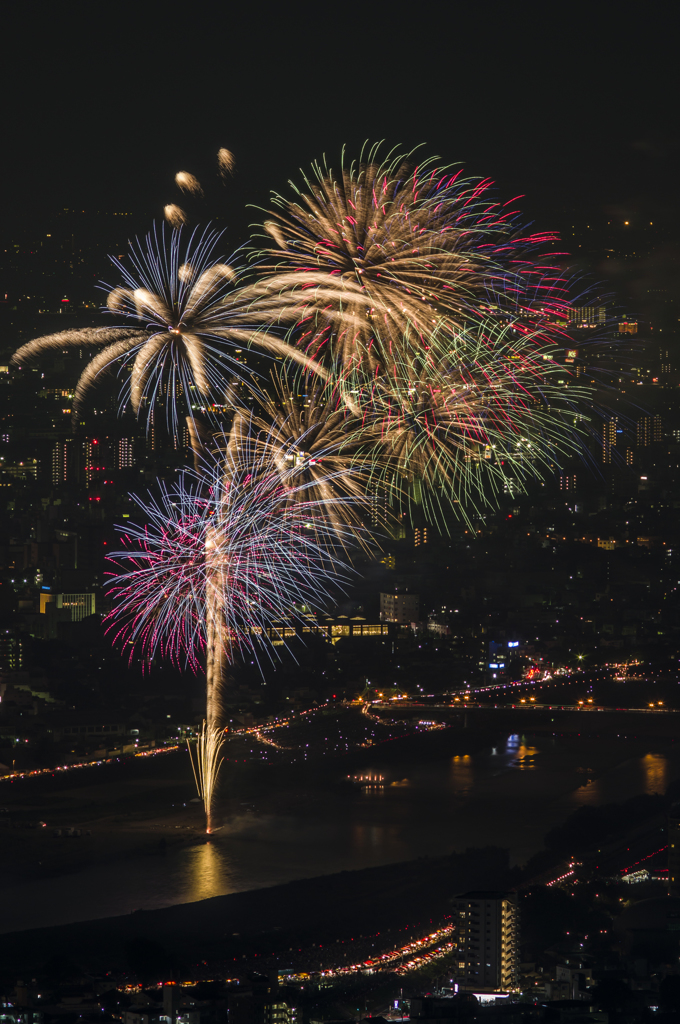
0,847,513,976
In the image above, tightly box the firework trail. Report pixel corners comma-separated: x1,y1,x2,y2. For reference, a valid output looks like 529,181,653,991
11,225,328,434
105,433,357,830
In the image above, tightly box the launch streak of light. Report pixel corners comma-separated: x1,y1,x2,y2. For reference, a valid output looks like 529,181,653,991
106,439,358,830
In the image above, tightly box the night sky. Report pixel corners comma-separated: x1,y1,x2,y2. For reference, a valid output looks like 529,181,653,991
2,3,676,240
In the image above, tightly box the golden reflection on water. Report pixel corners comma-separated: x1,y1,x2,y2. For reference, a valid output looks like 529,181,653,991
572,751,669,806
186,841,227,902
643,753,668,795
515,744,539,771
451,755,474,793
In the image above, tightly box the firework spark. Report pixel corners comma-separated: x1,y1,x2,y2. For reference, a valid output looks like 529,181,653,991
164,203,188,228
217,148,235,177
188,720,225,831
175,171,203,196
11,225,328,432
106,435,356,829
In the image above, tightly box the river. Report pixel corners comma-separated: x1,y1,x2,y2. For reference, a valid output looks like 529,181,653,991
2,730,678,934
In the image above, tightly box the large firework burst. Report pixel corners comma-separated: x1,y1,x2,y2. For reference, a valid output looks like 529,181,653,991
251,143,574,382
246,144,593,521
11,225,326,433
362,317,591,523
105,437,355,830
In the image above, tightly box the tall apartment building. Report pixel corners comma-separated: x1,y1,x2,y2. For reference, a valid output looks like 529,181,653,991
369,486,389,531
602,417,617,464
637,415,662,447
569,306,606,327
452,890,519,992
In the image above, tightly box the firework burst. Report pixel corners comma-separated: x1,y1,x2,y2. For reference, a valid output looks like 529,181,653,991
251,143,574,381
105,435,356,830
246,144,593,521
362,317,591,523
11,224,327,433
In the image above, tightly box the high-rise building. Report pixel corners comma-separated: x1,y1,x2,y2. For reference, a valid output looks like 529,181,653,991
117,438,135,469
569,306,606,327
52,441,69,484
602,417,617,464
0,630,24,671
452,890,520,993
369,486,388,530
559,473,577,491
637,415,661,446
414,526,428,547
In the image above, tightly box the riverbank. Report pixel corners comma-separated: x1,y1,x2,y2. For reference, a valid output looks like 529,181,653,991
0,844,513,978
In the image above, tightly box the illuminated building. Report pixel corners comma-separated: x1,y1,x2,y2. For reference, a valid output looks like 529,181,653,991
117,438,135,468
40,593,95,622
637,415,661,446
618,320,638,334
369,486,388,530
626,448,634,466
602,417,617,464
559,473,577,491
452,890,519,992
52,441,69,484
568,306,606,327
414,526,428,547
0,630,24,671
380,591,420,624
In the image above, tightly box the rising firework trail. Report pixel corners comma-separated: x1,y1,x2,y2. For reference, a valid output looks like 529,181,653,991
105,433,357,831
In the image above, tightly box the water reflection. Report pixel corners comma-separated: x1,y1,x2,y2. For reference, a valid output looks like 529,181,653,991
643,753,667,794
571,751,670,806
450,754,474,793
514,744,539,771
185,840,230,902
